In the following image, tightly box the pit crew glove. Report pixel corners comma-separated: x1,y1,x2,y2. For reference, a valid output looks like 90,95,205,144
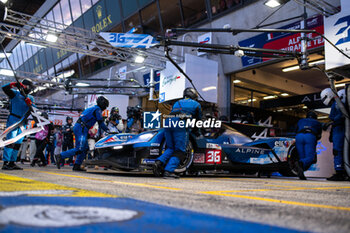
10,82,25,89
25,97,32,106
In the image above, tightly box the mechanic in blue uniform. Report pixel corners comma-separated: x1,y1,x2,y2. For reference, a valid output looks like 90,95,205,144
327,89,347,181
295,111,322,180
55,96,109,171
153,87,202,178
1,79,34,170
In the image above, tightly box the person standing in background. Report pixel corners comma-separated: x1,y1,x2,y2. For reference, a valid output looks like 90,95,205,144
62,116,74,166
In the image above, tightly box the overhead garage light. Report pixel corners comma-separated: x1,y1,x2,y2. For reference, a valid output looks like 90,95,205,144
134,56,145,63
282,59,325,72
0,52,11,58
46,33,58,43
233,79,241,84
263,95,277,100
202,86,216,92
0,69,14,76
281,93,289,96
335,83,347,88
264,0,289,8
57,70,75,79
0,0,8,4
282,65,299,72
26,42,46,48
76,82,90,87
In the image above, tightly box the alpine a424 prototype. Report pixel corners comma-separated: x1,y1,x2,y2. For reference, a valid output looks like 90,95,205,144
85,125,299,176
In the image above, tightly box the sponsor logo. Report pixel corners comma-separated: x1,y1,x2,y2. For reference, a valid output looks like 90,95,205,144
143,110,161,129
163,118,221,129
193,153,205,163
144,110,222,129
334,15,350,45
235,148,266,154
141,158,156,164
206,143,222,149
150,149,159,155
199,37,210,44
0,205,138,227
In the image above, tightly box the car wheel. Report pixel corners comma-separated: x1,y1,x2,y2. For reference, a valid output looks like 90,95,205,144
279,144,299,177
175,140,194,173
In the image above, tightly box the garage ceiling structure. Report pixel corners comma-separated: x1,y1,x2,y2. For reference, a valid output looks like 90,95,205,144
0,0,169,119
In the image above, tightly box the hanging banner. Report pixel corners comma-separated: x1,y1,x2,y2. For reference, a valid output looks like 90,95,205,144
239,15,324,67
324,0,350,70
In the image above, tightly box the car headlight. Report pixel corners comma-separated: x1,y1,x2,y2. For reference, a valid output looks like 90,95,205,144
126,132,157,144
113,146,123,150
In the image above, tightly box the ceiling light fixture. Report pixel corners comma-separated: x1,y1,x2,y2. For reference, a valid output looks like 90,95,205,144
263,95,277,100
46,33,58,43
0,69,14,76
0,52,11,58
25,42,46,48
76,82,90,87
281,93,289,96
56,70,75,79
233,79,241,84
134,56,145,63
202,86,216,92
335,83,347,88
264,0,289,8
282,59,325,72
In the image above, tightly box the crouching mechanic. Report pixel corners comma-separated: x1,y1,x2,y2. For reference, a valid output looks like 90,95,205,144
295,111,322,180
54,96,110,171
153,88,202,178
1,79,34,170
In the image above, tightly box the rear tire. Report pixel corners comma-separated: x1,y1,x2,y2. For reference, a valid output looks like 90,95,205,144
175,140,194,173
279,144,299,177
159,139,195,174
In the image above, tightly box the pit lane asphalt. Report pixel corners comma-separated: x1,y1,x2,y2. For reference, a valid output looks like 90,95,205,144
1,163,350,233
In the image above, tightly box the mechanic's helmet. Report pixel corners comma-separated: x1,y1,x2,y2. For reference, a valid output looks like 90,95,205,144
96,96,109,111
320,88,335,106
41,111,49,119
111,107,119,115
306,110,317,119
22,79,34,94
183,87,199,100
337,89,346,104
66,116,73,123
135,105,142,113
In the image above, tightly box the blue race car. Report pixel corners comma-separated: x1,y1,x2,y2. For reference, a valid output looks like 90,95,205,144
85,125,299,176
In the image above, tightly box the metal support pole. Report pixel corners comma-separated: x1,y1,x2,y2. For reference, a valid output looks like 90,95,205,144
299,2,309,69
149,68,155,101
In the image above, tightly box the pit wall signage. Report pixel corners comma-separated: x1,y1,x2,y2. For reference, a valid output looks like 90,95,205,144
239,15,324,67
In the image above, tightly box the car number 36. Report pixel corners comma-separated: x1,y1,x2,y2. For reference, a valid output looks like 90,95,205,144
206,150,222,164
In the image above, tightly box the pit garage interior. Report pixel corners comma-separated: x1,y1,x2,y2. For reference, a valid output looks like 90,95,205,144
0,0,350,233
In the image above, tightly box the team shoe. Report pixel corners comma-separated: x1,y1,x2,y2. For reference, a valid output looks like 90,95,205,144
327,171,347,181
163,171,180,179
9,162,23,170
72,164,86,172
295,161,307,180
153,160,164,177
1,162,13,170
54,154,61,169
